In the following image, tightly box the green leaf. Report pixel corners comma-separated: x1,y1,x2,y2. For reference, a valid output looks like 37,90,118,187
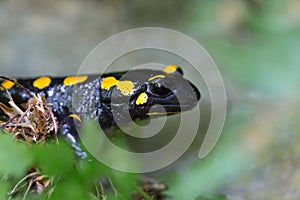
0,133,33,177
49,179,88,200
31,139,76,177
0,179,10,200
110,170,137,199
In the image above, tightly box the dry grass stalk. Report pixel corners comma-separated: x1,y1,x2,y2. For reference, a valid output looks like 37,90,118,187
0,87,57,143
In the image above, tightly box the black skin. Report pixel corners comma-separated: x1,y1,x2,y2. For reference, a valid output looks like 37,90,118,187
0,68,200,158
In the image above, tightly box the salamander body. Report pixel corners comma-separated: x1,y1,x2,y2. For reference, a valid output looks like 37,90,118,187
0,65,200,157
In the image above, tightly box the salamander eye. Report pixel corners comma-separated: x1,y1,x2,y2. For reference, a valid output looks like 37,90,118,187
149,83,171,97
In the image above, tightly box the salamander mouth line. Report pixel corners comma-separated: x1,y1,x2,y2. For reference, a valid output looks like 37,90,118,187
108,103,196,109
146,111,180,116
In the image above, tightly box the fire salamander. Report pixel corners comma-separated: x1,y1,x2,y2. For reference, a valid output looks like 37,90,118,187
0,65,200,158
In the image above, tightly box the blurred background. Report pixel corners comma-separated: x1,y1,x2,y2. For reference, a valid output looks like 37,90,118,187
1,0,300,199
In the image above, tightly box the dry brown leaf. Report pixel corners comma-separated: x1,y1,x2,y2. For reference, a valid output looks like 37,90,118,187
0,84,58,143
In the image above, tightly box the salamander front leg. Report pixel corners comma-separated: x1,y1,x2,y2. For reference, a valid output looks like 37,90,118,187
59,117,87,159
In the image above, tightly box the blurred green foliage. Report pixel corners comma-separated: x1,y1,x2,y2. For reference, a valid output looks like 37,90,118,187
0,129,138,200
187,0,300,92
164,0,300,199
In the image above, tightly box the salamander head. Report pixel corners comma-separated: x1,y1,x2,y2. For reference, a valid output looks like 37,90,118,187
100,65,200,123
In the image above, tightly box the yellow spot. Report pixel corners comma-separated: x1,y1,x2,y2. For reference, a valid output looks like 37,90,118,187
101,77,135,96
64,76,88,86
163,65,178,74
116,81,134,96
101,77,118,90
136,92,148,105
0,80,15,90
33,76,51,89
148,75,166,81
69,114,82,122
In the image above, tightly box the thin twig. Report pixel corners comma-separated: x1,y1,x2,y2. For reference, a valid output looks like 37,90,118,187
12,106,31,134
23,179,34,200
135,186,154,200
108,178,118,196
8,172,40,196
99,180,106,200
108,178,125,200
93,181,101,199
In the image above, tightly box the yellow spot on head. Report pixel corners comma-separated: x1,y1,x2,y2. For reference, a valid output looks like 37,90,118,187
64,76,88,86
69,114,82,122
0,80,15,90
163,65,178,74
101,77,135,96
116,81,134,96
148,75,166,81
136,92,148,105
33,76,51,89
101,77,118,90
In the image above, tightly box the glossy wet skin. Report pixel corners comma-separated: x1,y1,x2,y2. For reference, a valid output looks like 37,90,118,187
0,65,200,157
0,66,200,126
99,67,200,126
